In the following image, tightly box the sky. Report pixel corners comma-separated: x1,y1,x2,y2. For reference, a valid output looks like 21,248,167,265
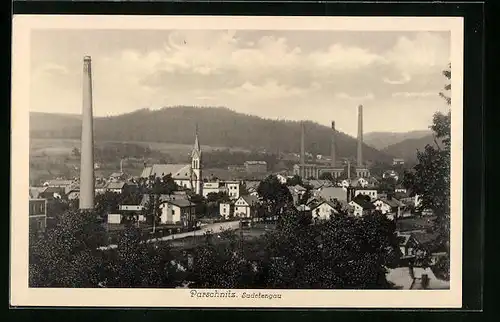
30,29,451,137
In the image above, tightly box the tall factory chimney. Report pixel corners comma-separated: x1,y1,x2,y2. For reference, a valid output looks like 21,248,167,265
357,104,364,168
300,121,305,165
331,121,337,167
79,56,95,210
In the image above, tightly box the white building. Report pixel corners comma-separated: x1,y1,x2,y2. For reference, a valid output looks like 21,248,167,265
105,181,127,194
354,188,378,201
224,181,240,199
219,202,234,219
310,200,339,221
234,195,259,218
202,182,222,197
373,197,404,220
159,199,196,226
348,198,375,217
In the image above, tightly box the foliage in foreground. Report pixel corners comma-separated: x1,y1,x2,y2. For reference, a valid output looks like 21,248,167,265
29,205,400,289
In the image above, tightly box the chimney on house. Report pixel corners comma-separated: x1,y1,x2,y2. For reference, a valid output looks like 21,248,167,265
331,121,337,167
79,55,95,210
357,104,364,168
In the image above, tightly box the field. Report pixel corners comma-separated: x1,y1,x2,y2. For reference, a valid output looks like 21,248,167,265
30,138,249,158
29,138,254,184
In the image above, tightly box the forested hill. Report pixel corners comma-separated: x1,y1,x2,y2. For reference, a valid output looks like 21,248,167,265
364,130,433,150
382,134,437,162
30,106,393,163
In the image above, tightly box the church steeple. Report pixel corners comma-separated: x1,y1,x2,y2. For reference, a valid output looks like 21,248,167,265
191,123,202,195
191,123,201,159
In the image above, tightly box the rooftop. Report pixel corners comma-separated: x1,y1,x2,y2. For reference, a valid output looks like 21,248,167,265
163,199,196,208
141,164,193,180
239,195,259,205
106,181,127,190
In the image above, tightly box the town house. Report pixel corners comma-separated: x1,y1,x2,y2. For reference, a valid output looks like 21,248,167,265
159,199,197,228
234,195,259,218
310,200,339,221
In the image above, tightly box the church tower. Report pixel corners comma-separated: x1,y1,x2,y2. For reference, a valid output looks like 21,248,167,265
191,124,202,195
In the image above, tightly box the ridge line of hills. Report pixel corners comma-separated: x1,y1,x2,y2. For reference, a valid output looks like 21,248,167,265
29,106,432,163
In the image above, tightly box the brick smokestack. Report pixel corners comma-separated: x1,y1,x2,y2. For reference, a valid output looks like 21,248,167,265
357,104,363,168
79,56,95,210
331,121,337,167
300,121,305,165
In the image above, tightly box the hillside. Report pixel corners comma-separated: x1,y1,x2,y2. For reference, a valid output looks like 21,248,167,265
29,106,393,163
364,130,432,150
382,134,437,162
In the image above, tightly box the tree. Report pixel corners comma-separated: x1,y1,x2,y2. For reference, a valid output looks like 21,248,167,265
258,209,400,289
29,210,107,287
257,175,293,219
379,176,397,193
286,175,303,186
403,64,451,277
104,226,181,288
189,194,207,218
188,230,260,288
161,174,178,195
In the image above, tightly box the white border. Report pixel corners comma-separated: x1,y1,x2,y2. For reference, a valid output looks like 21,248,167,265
11,15,464,308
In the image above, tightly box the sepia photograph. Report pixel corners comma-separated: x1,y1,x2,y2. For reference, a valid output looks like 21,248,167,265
11,15,464,308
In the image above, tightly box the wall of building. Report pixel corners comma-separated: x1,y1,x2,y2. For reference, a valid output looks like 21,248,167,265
160,204,181,224
355,189,378,200
225,182,240,199
245,162,267,173
220,203,233,219
234,199,252,218
313,203,335,220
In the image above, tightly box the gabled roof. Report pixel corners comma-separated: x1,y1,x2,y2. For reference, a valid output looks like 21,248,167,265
375,197,404,208
397,233,413,246
306,179,332,189
163,199,195,208
350,197,375,210
141,193,189,206
310,200,339,212
141,164,193,180
296,204,311,211
237,195,259,206
317,187,347,202
106,181,127,190
44,179,73,187
412,231,440,245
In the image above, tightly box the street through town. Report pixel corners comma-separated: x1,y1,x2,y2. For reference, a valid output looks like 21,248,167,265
98,220,241,251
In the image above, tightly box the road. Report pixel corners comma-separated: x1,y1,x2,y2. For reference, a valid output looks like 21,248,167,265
98,220,240,251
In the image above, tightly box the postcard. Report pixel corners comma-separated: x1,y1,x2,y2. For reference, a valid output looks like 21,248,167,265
11,15,463,308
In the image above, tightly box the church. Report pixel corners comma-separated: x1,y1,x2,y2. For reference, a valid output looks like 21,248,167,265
140,130,203,195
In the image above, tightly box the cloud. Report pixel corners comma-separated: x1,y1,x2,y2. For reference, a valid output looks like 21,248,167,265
383,73,411,85
334,92,375,101
392,91,438,98
29,30,451,135
310,44,386,71
385,32,450,76
223,79,319,100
